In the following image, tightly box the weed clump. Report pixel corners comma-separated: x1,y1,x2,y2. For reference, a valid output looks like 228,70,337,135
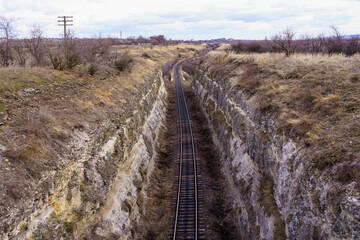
112,53,134,72
87,64,98,76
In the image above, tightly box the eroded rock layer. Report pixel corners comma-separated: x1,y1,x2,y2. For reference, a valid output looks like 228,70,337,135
2,71,167,240
193,69,359,239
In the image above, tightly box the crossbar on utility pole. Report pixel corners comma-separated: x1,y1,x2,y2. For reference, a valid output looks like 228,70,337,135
58,16,73,39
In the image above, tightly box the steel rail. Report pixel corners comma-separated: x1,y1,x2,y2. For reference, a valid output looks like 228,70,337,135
173,62,184,240
172,61,199,240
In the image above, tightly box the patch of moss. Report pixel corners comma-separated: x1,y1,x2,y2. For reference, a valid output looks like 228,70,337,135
64,221,75,232
50,212,58,222
13,82,25,92
0,84,6,92
20,221,28,231
44,229,54,239
36,76,45,83
79,180,87,192
55,77,66,83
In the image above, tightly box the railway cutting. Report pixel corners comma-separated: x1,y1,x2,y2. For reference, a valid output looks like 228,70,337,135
169,61,206,240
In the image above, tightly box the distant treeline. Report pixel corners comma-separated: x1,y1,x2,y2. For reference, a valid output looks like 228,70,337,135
1,14,359,70
231,26,360,56
1,16,195,75
0,15,190,69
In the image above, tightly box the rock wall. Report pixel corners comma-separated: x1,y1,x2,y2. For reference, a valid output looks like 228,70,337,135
3,70,167,240
193,71,359,239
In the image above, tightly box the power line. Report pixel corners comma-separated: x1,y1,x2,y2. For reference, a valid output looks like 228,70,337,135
58,16,73,39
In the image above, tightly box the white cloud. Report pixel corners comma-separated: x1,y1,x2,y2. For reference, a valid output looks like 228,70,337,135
1,0,359,39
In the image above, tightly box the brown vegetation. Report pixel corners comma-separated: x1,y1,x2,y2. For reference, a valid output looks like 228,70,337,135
0,43,203,236
202,51,360,185
0,16,15,66
231,26,360,57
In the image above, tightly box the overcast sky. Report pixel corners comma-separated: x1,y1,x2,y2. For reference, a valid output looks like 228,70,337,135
1,0,359,40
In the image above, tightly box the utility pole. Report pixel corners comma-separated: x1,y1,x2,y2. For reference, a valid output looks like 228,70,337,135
58,16,73,39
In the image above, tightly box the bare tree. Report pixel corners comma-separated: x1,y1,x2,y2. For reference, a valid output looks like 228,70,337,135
82,34,112,63
26,25,46,66
344,36,360,56
0,16,15,66
299,34,313,53
49,49,64,70
150,35,166,45
271,26,296,56
49,29,80,70
63,30,80,69
231,41,243,53
315,33,327,54
326,25,343,54
13,40,26,66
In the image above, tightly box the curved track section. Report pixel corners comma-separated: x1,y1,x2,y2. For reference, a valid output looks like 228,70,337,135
170,61,205,240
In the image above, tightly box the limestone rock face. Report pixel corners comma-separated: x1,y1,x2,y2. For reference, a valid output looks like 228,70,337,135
0,111,8,125
1,71,167,240
193,70,360,240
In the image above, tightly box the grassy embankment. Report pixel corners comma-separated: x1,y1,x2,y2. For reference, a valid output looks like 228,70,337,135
0,43,204,233
203,49,360,186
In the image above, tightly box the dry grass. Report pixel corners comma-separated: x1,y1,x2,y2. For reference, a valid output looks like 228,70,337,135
0,43,203,234
217,44,232,51
202,51,360,184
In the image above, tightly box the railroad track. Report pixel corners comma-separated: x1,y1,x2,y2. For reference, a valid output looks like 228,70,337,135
169,61,205,240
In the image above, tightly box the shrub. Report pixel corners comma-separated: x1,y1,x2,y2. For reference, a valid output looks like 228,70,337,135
231,42,243,53
26,26,46,66
48,30,80,70
112,53,133,72
65,52,81,69
49,51,65,70
63,33,81,69
326,25,343,55
150,35,166,45
13,40,26,66
344,36,360,56
0,16,15,66
142,52,151,58
247,41,262,53
79,36,112,63
88,64,98,76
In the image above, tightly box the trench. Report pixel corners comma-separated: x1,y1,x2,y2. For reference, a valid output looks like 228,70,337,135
132,57,359,240
138,71,241,239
